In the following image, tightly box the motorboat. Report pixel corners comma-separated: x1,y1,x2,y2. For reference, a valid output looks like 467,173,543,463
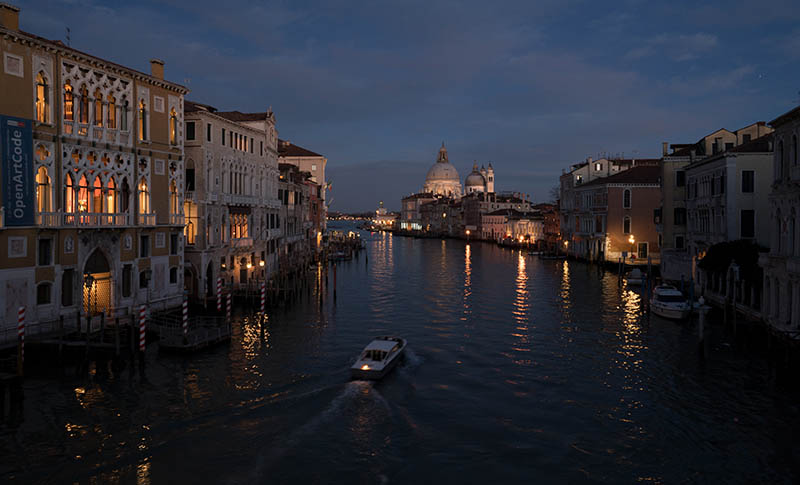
351,336,407,380
650,285,691,320
626,268,645,286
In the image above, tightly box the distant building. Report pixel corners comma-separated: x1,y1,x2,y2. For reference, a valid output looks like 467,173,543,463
278,139,327,228
423,143,462,198
572,165,662,264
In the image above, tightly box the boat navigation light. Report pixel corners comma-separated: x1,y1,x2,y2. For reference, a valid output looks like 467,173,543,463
361,364,370,370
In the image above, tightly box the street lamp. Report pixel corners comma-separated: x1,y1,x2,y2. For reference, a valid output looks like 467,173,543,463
628,234,635,260
465,229,470,241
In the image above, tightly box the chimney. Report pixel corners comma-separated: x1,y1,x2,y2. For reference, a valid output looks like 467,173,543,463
662,142,668,157
587,156,593,164
150,58,164,80
0,3,20,31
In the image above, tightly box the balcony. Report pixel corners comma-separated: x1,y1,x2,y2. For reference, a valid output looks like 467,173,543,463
138,213,156,226
231,236,253,248
40,211,132,228
185,191,195,202
169,213,185,225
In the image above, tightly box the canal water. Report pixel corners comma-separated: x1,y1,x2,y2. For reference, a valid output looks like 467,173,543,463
2,224,799,483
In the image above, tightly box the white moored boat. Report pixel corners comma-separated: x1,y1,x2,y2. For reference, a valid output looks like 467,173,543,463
351,336,407,380
650,285,691,320
625,268,645,286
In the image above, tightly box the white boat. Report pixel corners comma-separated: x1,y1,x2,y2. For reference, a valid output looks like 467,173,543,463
650,285,691,320
625,268,645,286
351,336,407,380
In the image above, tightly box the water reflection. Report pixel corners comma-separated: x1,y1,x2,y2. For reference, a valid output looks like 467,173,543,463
462,244,472,321
511,251,531,362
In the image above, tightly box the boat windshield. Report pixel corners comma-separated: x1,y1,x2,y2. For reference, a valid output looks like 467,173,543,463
657,294,686,303
364,350,387,361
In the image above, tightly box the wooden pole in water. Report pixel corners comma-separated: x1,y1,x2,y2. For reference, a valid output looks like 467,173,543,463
17,306,24,377
138,305,146,372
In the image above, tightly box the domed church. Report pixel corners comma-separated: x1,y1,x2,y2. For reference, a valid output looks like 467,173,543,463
423,143,463,198
465,162,495,194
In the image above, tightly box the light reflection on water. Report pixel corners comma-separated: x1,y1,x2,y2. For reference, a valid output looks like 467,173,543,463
5,227,799,484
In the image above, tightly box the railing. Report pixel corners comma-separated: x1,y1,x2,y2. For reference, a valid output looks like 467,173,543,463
169,213,185,225
0,316,81,349
231,236,253,247
52,211,132,227
185,191,195,202
138,213,156,225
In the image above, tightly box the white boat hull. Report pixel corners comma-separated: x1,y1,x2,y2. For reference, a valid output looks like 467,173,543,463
350,337,406,381
650,304,690,320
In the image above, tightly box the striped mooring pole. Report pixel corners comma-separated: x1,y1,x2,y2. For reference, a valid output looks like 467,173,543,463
260,281,266,313
216,277,222,312
226,291,232,322
18,306,25,363
138,305,146,352
182,294,188,337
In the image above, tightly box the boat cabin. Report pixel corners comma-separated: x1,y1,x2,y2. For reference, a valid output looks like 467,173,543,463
362,340,400,362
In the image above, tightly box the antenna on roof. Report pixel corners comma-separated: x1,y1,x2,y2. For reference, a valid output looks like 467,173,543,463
65,27,71,47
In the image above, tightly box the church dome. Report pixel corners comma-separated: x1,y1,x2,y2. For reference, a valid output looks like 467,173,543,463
423,143,462,197
465,163,485,187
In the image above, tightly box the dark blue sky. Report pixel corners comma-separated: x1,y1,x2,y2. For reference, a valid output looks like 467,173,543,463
20,0,800,211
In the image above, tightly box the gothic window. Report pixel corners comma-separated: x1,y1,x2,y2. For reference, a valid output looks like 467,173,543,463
138,178,150,214
169,108,178,145
92,177,103,213
79,85,89,124
64,81,74,121
121,178,130,212
623,189,631,209
107,94,116,129
138,100,147,141
94,88,103,127
36,166,51,213
36,72,49,123
107,176,117,213
64,173,76,213
78,175,89,212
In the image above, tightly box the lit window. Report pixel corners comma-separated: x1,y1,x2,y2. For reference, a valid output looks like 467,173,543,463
77,175,89,212
138,178,150,214
36,72,49,123
169,108,178,145
139,100,147,141
64,173,76,213
36,166,51,213
92,177,103,213
106,176,117,214
64,81,74,121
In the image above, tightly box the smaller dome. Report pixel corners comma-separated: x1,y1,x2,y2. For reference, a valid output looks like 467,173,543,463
465,162,485,187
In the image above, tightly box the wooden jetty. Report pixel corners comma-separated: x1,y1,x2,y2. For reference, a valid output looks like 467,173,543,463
150,314,230,352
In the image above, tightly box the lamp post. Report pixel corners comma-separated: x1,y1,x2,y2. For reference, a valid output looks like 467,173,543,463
628,234,635,262
465,229,470,241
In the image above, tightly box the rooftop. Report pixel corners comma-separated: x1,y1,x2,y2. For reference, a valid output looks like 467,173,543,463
216,111,271,122
278,139,323,158
579,164,661,187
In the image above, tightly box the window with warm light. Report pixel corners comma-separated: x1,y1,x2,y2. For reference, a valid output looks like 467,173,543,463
64,173,76,213
36,166,51,213
138,178,150,214
169,108,178,145
92,177,103,213
77,175,89,213
64,81,74,121
106,176,117,213
36,72,49,123
138,100,147,141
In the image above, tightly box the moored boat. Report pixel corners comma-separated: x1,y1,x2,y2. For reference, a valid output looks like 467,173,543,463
625,268,645,286
650,285,691,320
351,336,407,380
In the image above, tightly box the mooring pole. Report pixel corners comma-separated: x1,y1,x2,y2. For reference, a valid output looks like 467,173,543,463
17,306,25,377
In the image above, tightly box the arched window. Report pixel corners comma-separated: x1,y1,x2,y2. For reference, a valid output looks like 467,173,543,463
94,88,103,127
92,177,103,213
791,209,796,256
107,94,116,129
79,85,89,124
623,189,631,209
169,108,178,145
64,173,76,213
794,135,798,167
778,140,785,180
78,175,89,212
106,176,117,214
64,81,74,121
138,100,147,141
120,99,128,131
36,166,51,213
138,178,150,214
36,72,49,123
169,180,178,214
623,216,631,234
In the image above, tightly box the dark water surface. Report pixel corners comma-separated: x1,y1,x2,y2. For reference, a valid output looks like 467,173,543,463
3,224,799,483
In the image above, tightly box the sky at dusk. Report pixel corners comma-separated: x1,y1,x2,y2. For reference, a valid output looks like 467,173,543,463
19,0,800,211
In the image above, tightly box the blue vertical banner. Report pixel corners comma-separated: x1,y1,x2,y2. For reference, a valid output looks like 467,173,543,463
1,115,34,226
